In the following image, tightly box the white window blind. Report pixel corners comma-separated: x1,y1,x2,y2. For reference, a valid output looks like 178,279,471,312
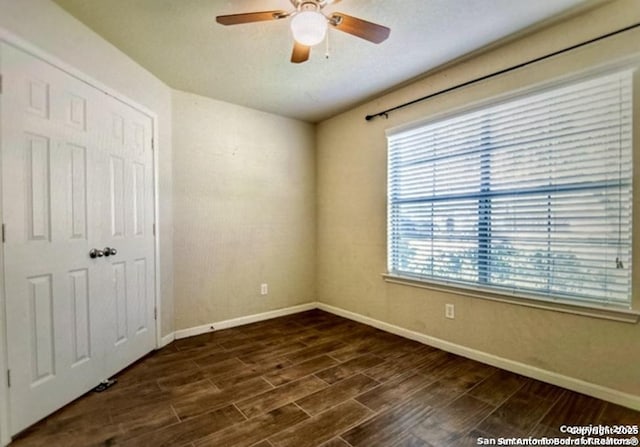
387,70,633,308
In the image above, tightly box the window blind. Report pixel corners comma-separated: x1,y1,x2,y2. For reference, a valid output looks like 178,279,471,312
387,70,633,308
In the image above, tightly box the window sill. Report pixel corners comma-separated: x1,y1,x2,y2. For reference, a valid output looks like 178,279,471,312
382,273,640,324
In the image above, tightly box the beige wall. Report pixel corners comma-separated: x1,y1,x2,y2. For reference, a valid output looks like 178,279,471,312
317,0,640,396
0,0,175,335
172,90,316,330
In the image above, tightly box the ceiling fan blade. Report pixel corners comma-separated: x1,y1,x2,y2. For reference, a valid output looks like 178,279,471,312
216,10,288,26
329,12,390,44
291,41,310,63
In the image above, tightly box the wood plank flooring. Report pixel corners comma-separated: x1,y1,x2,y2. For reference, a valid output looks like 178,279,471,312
11,310,640,446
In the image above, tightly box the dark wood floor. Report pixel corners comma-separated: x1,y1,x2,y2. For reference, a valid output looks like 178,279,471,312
11,309,639,446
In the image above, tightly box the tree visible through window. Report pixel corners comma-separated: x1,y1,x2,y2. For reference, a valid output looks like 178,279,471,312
387,70,633,308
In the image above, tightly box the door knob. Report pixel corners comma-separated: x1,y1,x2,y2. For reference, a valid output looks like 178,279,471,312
104,247,117,257
89,249,104,259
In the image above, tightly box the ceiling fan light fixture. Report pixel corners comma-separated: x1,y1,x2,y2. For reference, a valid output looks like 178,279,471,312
290,11,328,46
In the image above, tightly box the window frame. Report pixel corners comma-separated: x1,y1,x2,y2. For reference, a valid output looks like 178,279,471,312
384,64,640,323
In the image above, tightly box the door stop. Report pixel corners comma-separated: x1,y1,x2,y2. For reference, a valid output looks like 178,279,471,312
93,378,118,392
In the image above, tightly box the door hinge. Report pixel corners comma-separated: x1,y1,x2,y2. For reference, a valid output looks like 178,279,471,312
154,307,157,321
0,74,3,95
2,223,5,243
151,138,155,150
7,370,10,388
153,223,156,236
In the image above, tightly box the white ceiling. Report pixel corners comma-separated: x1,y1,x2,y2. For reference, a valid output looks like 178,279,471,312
53,0,597,123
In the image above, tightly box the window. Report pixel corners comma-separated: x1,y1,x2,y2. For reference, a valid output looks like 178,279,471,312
387,70,633,309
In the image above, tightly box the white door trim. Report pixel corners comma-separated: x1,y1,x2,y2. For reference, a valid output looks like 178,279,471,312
152,118,163,350
0,26,162,445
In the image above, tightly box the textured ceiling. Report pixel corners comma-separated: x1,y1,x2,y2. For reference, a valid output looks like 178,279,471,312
53,0,597,123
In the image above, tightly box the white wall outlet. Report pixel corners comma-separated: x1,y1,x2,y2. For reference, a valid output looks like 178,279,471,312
260,283,268,295
445,303,455,319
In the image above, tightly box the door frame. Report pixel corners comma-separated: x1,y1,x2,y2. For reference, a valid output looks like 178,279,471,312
0,27,163,445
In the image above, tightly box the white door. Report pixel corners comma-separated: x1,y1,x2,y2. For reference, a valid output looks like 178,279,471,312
0,43,156,435
94,88,156,379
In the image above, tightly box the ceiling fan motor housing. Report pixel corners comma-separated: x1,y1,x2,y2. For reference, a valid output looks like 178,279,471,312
291,0,323,12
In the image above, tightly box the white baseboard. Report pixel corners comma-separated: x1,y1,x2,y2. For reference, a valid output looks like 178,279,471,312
159,332,175,348
173,302,317,340
316,302,640,411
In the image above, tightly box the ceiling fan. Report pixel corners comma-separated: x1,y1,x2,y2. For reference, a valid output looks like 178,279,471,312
215,0,391,63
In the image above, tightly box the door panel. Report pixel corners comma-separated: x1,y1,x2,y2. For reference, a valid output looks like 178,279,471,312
1,44,99,433
69,143,88,240
112,261,128,346
1,43,156,435
96,94,156,375
133,258,148,335
26,78,49,118
64,92,86,131
132,162,146,237
25,133,51,241
27,273,55,384
69,268,91,366
109,155,125,238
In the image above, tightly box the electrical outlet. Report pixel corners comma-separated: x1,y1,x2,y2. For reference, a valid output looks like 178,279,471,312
260,283,268,295
445,303,455,319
